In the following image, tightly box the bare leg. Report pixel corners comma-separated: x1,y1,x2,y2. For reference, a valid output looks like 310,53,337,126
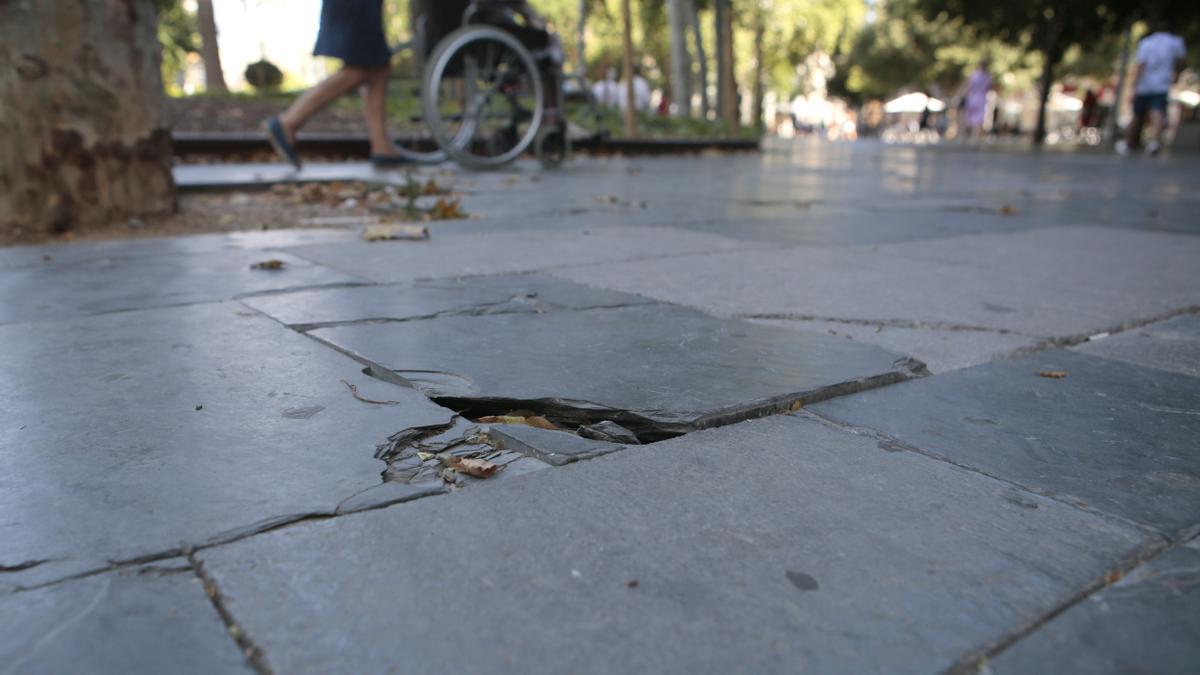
1125,111,1144,148
361,66,398,155
279,66,371,140
1146,109,1165,145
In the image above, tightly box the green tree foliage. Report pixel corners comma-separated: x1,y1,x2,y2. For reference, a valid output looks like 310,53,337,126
156,0,199,90
830,0,1038,104
913,0,1139,142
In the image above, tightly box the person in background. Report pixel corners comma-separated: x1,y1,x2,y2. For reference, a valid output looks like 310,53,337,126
1080,88,1099,129
1117,20,1187,156
617,67,652,112
592,66,620,108
962,61,992,141
265,0,406,170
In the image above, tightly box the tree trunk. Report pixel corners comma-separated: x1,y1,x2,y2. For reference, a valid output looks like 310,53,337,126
1104,20,1134,145
684,0,709,118
196,0,227,93
668,0,692,116
714,0,728,120
621,0,637,136
576,0,588,77
751,2,765,130
0,0,175,239
1033,25,1063,146
715,0,738,128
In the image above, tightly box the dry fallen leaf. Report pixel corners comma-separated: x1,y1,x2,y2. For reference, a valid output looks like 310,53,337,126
250,259,285,270
443,455,499,478
477,414,558,430
362,223,430,241
999,204,1018,215
1038,370,1068,379
429,197,466,220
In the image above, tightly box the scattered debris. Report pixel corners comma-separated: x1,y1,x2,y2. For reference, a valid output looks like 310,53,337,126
249,259,286,270
478,414,559,431
362,223,430,242
1038,370,1068,379
300,215,382,227
340,379,402,405
578,420,641,445
627,579,639,588
429,197,466,220
441,455,499,479
999,204,1018,215
194,405,203,411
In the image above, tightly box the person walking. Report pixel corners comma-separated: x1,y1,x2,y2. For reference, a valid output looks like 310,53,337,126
1117,21,1187,156
265,0,406,169
962,61,992,141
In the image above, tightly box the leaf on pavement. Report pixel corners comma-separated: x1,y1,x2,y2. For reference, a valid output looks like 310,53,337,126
442,455,499,478
1038,370,1068,379
476,414,559,430
250,259,285,270
362,223,430,241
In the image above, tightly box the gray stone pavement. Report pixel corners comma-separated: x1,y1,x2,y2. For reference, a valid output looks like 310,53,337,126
2,140,1199,673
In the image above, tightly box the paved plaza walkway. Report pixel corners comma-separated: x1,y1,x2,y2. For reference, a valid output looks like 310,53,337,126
2,140,1199,673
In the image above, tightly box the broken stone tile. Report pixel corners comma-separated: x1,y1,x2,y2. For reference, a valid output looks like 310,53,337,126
990,538,1200,674
279,225,758,284
0,303,451,588
197,414,1153,674
553,226,1200,339
0,249,362,324
311,304,922,438
577,420,641,445
1076,314,1200,379
334,480,447,515
750,317,1040,373
241,273,653,328
487,424,624,466
811,350,1200,537
0,562,252,674
0,228,358,272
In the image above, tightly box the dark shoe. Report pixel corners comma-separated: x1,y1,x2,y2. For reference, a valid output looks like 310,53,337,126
369,153,411,169
265,117,301,170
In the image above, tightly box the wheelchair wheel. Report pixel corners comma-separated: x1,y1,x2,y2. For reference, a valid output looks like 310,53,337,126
387,41,447,164
422,26,545,170
535,123,569,169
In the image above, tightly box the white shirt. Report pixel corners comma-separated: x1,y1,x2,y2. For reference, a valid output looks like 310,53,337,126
616,76,652,111
592,80,619,107
1135,32,1186,95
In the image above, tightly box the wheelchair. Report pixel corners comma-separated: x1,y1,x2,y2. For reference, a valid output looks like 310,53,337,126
391,0,581,170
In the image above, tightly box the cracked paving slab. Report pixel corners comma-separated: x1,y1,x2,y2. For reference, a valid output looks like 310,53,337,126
989,537,1200,674
749,317,1040,373
309,302,923,439
0,248,363,325
0,302,451,589
0,560,251,675
0,228,360,272
1075,314,1200,379
241,273,655,328
279,225,762,284
552,226,1200,340
811,349,1200,538
196,414,1155,674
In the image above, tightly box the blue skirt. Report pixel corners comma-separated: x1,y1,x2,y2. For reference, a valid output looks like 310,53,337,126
313,0,391,67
